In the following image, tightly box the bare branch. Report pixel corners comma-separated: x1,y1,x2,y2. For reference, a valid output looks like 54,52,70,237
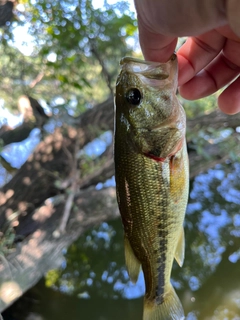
89,40,114,96
56,135,81,235
187,109,240,132
29,71,45,89
0,187,119,313
0,96,49,146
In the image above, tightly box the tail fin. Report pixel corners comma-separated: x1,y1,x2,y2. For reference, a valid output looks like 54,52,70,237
143,285,184,320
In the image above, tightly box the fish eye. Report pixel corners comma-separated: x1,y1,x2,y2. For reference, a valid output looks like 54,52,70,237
126,88,142,105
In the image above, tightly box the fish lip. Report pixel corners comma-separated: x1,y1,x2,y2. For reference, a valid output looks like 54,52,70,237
119,54,178,85
120,57,159,66
120,54,176,66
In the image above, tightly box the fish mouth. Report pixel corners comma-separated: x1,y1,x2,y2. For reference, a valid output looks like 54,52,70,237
120,54,177,85
120,54,176,66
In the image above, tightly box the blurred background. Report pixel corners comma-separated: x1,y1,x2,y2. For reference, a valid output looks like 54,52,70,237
0,1,240,319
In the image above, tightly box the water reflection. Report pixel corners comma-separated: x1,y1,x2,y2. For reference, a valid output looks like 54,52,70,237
3,163,240,320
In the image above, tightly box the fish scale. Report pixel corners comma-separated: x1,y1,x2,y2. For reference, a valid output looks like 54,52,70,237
115,54,189,320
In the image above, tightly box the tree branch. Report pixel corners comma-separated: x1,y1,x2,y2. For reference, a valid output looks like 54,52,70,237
29,71,45,89
0,96,49,146
89,40,114,96
187,109,240,131
0,187,119,313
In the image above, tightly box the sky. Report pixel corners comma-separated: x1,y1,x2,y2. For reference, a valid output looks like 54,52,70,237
93,0,135,10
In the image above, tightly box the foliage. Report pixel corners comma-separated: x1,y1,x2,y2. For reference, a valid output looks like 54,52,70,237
180,94,218,119
0,0,137,114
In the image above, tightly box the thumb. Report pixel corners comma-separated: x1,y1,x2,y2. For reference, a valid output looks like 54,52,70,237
227,0,240,37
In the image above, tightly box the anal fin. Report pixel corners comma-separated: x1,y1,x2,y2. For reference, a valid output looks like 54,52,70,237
174,226,185,267
124,235,141,283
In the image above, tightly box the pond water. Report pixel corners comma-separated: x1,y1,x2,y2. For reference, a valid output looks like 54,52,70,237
2,163,240,320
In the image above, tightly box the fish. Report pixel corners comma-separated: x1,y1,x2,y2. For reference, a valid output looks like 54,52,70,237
114,54,189,320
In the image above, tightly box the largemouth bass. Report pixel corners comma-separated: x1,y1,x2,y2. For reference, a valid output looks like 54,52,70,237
114,54,189,320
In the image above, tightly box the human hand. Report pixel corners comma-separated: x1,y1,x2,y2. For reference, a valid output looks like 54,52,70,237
134,0,240,114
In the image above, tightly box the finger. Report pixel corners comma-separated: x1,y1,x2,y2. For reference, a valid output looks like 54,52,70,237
227,0,240,38
216,25,240,41
218,76,240,114
179,55,240,99
137,15,177,62
179,38,240,99
135,0,227,36
177,30,226,85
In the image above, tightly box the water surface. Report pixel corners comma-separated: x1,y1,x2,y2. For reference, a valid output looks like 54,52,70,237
3,163,240,320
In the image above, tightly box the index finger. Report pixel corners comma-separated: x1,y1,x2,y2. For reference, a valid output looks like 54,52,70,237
137,15,178,62
177,30,226,85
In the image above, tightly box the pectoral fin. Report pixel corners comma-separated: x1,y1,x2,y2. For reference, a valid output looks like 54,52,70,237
124,235,141,283
174,226,185,267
